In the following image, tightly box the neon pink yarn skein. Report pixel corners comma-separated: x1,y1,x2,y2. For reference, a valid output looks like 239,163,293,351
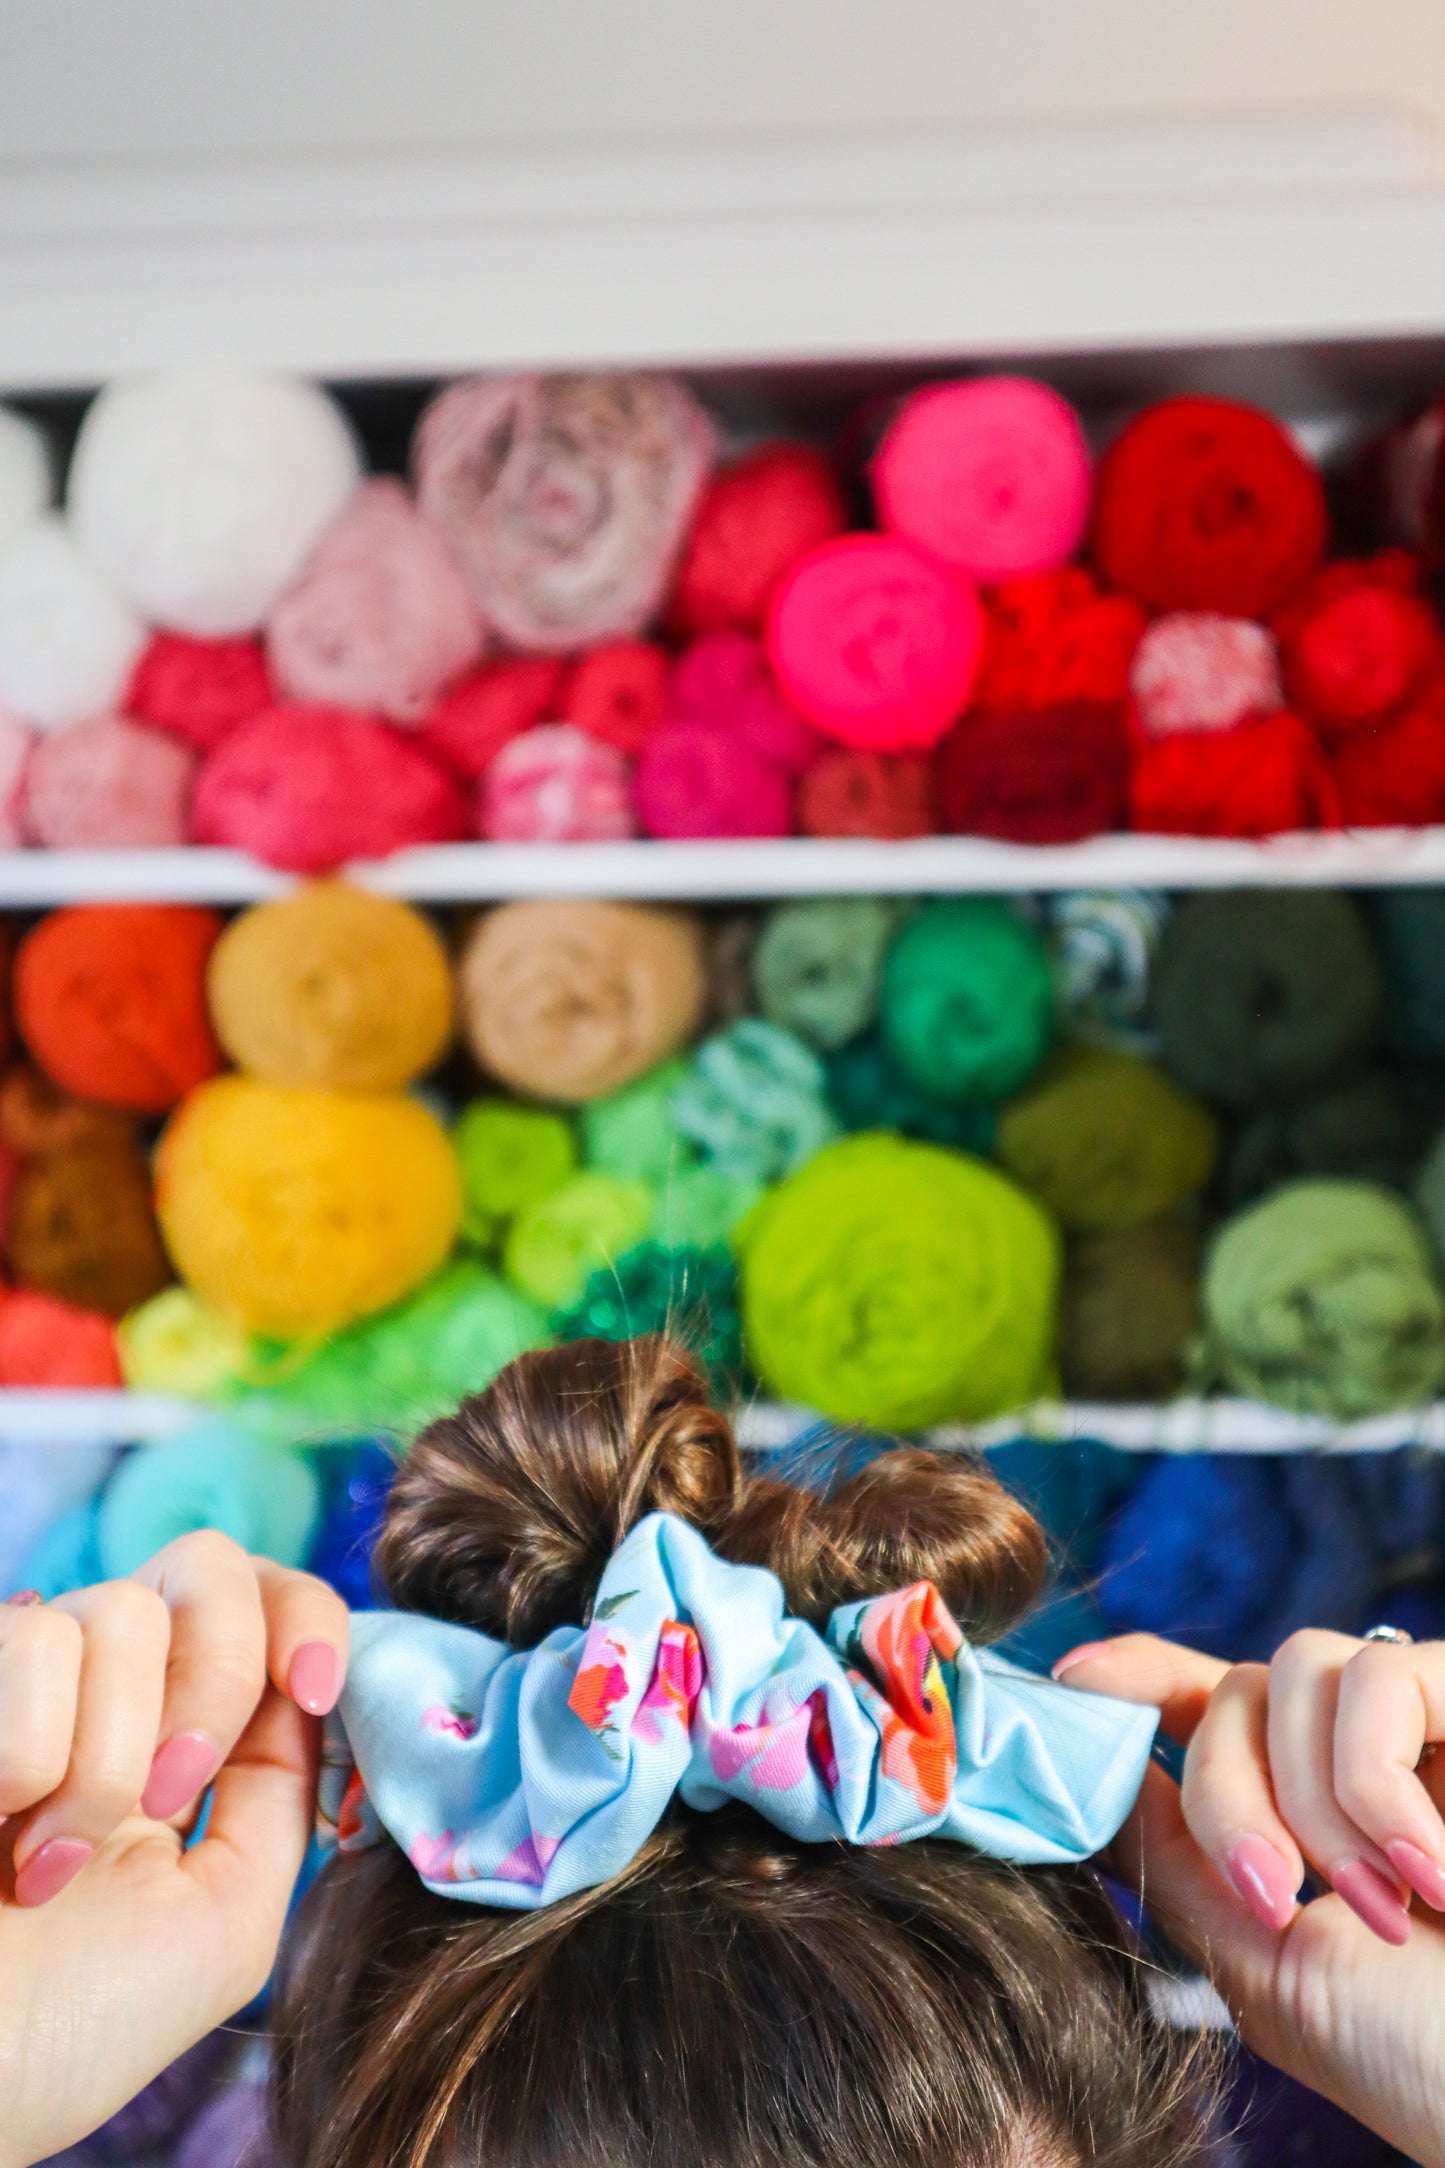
481,723,635,843
635,719,792,840
1130,612,1284,736
22,715,196,848
670,633,822,775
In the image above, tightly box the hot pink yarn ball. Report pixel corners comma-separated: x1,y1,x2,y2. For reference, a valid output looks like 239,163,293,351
872,376,1092,580
766,534,983,752
669,632,822,775
481,722,635,843
23,715,195,848
1130,611,1284,736
0,712,32,847
126,632,274,752
267,477,486,724
635,719,792,840
192,703,467,872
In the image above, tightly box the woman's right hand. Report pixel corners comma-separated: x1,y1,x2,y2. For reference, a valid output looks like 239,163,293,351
1058,1631,1445,2167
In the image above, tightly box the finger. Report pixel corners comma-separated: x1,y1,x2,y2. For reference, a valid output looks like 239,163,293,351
1053,1633,1230,1746
251,1557,350,1716
1268,1629,1412,1947
12,1580,171,1905
1180,1662,1304,1932
1333,1639,1445,1916
130,1532,268,1823
0,1599,82,1818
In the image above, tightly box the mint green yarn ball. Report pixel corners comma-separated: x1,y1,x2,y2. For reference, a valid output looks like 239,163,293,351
581,1058,700,1185
880,899,1053,1103
652,1165,764,1252
504,1171,656,1309
752,897,901,1053
738,1133,1060,1428
97,1421,320,1577
454,1098,576,1248
672,1019,840,1183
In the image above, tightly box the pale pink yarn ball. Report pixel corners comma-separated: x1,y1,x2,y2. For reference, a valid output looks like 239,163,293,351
23,714,196,847
1130,611,1283,736
0,712,33,846
481,722,635,843
267,477,486,725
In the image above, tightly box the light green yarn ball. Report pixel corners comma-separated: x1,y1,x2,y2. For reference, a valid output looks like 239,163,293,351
454,1098,577,1248
116,1287,250,1398
738,1133,1060,1428
97,1421,320,1577
880,899,1053,1103
504,1171,656,1309
752,897,901,1053
672,1019,841,1183
652,1165,764,1253
581,1058,700,1185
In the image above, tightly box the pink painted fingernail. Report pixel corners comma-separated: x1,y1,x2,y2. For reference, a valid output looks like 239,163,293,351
14,1838,92,1907
3,1590,41,1607
1225,1835,1299,1930
289,1641,341,1716
1051,1642,1111,1681
1386,1839,1445,1912
141,1730,221,1821
1333,1859,1412,1945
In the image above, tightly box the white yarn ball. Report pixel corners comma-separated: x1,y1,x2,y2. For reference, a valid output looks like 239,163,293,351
0,516,147,730
68,370,363,635
0,407,51,553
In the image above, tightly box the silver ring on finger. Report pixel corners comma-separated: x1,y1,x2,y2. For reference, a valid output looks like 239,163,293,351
1363,1624,1414,1645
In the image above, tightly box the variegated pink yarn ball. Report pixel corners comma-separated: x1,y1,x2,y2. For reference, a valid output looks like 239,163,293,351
481,722,635,843
1130,611,1283,736
23,715,195,848
0,711,33,847
267,477,485,724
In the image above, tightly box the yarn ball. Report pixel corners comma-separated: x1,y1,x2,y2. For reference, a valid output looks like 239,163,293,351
459,899,707,1104
0,1064,135,1158
420,657,568,780
1154,890,1384,1110
307,1440,397,1610
797,746,938,839
7,1142,171,1318
976,570,1144,712
873,376,1091,580
651,1165,764,1252
672,1019,841,1182
824,1029,997,1153
1045,888,1170,1053
0,406,50,552
996,1047,1218,1233
0,515,146,730
21,712,196,848
97,1422,321,1578
413,371,715,649
669,632,822,776
937,703,1131,845
480,721,635,843
1130,710,1340,837
1092,396,1327,616
1129,611,1283,736
668,441,847,635
267,476,485,723
69,369,362,634
14,1504,103,1605
503,1170,655,1309
580,1058,699,1185
15,903,224,1112
0,712,31,847
635,717,792,841
880,899,1053,1104
767,534,983,751
1282,582,1443,740
116,1286,249,1397
562,639,668,754
172,2080,281,2168
739,1133,1059,1427
126,632,273,751
192,703,467,872
1225,1071,1426,1210
550,1240,743,1390
1200,1179,1445,1418
1059,1218,1201,1401
752,897,899,1053
454,1098,577,1247
1374,887,1445,1062
156,1076,462,1337
1332,689,1445,826
0,1291,120,1385
207,882,454,1091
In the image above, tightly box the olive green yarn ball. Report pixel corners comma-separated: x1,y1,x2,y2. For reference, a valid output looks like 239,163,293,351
879,899,1053,1105
996,1046,1218,1234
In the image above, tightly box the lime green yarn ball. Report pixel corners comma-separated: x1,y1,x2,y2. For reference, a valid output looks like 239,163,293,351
504,1171,656,1309
117,1287,250,1397
581,1058,700,1185
880,899,1053,1103
738,1133,1060,1428
454,1098,577,1248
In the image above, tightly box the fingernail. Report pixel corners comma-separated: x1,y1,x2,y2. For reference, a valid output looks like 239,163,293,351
141,1730,221,1821
289,1641,341,1716
14,1838,92,1907
1386,1838,1445,1912
1225,1835,1300,1930
1333,1858,1412,1945
3,1590,41,1607
1051,1642,1110,1681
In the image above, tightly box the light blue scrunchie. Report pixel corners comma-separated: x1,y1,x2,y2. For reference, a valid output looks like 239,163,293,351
323,1513,1157,1910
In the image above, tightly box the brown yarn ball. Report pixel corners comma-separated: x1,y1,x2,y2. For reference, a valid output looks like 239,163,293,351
1058,1218,1202,1402
7,1142,172,1319
0,1064,137,1158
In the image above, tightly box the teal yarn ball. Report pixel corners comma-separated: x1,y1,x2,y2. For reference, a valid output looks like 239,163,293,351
549,1240,744,1392
97,1420,321,1577
825,1030,996,1152
1045,888,1169,1053
672,1019,841,1183
880,899,1053,1103
752,897,901,1053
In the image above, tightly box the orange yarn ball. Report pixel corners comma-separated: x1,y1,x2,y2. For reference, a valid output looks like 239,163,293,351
0,1290,121,1386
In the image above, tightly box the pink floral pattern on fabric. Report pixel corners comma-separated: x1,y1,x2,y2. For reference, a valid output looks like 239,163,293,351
855,1582,963,1815
632,1619,703,1744
409,1829,461,1881
493,1832,562,1887
421,1702,481,1740
568,1631,631,1735
708,1691,816,1794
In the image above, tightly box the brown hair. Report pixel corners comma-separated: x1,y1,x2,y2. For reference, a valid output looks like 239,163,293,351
271,1337,1211,2168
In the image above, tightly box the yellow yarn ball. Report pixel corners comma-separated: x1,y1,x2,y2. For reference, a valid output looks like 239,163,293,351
116,1286,250,1397
207,880,454,1091
156,1076,462,1338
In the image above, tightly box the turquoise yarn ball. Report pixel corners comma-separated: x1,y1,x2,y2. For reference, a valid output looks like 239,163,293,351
880,899,1053,1103
97,1420,321,1577
672,1019,841,1183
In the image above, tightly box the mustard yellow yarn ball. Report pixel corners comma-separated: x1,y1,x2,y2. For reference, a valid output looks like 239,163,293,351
156,1075,462,1337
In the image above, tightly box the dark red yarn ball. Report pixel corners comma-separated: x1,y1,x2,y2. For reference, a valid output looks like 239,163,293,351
421,658,568,780
975,570,1145,710
937,704,1131,845
1333,687,1445,826
126,634,273,752
797,746,938,839
562,640,668,755
668,442,848,635
1130,710,1339,837
1093,396,1327,617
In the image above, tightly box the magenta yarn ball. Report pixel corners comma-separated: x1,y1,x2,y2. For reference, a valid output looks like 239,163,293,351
23,714,196,848
669,632,822,776
481,721,635,842
635,717,792,839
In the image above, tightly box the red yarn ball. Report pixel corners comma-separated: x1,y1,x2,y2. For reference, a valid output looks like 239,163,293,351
975,571,1145,710
634,720,792,839
1282,583,1445,740
562,640,668,754
1131,711,1339,837
0,1290,120,1386
937,706,1131,845
1093,397,1327,616
798,747,937,839
668,442,847,635
192,705,468,872
1333,688,1445,825
421,658,568,780
126,633,273,752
